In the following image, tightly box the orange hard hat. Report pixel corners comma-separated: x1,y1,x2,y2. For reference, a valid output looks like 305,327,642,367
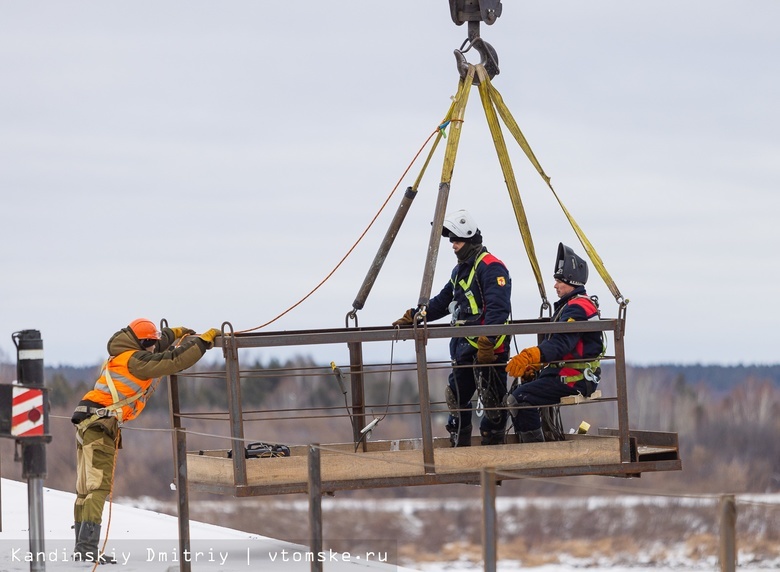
129,318,161,340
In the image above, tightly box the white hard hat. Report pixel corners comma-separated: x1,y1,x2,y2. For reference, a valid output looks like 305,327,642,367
442,209,479,240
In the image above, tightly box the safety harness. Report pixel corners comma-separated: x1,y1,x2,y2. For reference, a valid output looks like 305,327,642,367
450,251,507,350
75,351,158,435
551,295,605,386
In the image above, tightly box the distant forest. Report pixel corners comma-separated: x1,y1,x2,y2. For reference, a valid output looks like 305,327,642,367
1,357,779,498
3,359,780,408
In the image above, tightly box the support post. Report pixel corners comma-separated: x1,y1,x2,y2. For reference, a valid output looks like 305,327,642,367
481,467,497,572
13,329,48,572
168,373,183,482
414,333,435,471
308,445,323,572
719,494,737,572
613,325,631,462
174,428,191,572
347,342,367,450
223,332,247,486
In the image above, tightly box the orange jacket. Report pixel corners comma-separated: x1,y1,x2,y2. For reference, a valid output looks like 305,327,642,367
82,351,153,422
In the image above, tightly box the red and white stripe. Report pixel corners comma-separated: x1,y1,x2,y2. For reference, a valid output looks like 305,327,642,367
11,387,44,437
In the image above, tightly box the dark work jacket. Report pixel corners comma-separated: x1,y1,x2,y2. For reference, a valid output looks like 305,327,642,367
538,285,603,381
426,246,512,361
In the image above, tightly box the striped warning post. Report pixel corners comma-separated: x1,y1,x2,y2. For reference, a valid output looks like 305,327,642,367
11,387,44,437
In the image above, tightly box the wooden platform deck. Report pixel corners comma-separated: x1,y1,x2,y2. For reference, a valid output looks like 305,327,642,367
187,429,681,496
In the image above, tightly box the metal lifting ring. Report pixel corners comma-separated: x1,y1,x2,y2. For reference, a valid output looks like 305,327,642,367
538,299,552,319
220,321,235,359
454,36,500,85
345,309,359,328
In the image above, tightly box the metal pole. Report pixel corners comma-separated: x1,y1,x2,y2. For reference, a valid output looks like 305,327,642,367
414,333,435,471
308,445,323,572
719,494,737,572
14,329,47,572
168,373,183,477
174,428,191,572
347,342,367,450
352,186,418,311
481,468,497,572
613,324,631,462
223,331,247,486
26,469,45,572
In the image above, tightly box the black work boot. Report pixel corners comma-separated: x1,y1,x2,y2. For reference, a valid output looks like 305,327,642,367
446,421,472,447
519,428,545,443
74,521,116,564
73,522,81,552
480,429,504,446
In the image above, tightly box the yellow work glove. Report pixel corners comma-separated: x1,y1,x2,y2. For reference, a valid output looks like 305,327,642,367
171,327,196,339
392,308,416,327
476,336,497,364
505,346,541,378
199,328,221,348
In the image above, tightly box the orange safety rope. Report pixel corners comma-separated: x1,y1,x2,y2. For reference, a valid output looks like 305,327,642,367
236,126,444,335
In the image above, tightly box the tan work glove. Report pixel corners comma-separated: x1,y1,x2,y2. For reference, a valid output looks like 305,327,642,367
505,346,541,378
521,364,539,382
171,327,196,339
392,308,416,326
199,328,221,348
476,336,497,364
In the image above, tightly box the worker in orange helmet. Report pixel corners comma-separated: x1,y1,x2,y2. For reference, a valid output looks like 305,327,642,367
70,319,220,563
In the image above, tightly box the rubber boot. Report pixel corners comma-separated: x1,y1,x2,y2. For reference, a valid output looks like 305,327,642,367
73,522,81,552
519,428,545,443
480,429,504,446
74,521,116,564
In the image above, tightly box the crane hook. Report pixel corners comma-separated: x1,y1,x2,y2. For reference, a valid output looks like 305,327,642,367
454,36,500,85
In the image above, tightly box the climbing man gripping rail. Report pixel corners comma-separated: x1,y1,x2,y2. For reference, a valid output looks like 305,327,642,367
70,319,220,563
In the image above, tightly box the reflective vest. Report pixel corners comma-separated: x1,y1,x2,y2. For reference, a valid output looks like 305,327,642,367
82,351,156,422
555,295,604,386
451,252,507,350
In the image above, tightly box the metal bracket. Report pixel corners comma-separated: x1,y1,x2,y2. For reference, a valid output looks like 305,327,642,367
449,0,503,27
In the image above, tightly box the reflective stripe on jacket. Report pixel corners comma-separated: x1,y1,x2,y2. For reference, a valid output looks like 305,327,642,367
539,289,604,385
426,247,511,354
82,351,155,422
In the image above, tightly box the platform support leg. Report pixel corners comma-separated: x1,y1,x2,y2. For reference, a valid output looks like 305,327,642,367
719,494,737,572
308,444,323,572
348,342,367,450
482,467,497,572
415,334,435,471
174,427,191,572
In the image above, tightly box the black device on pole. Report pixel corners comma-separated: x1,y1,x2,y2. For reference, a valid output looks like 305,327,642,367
8,329,50,572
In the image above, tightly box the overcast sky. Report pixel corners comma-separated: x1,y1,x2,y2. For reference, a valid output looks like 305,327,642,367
1,1,778,368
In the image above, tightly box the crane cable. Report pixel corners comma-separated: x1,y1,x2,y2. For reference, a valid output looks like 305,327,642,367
234,58,624,335
475,64,549,312
475,64,627,309
235,82,468,334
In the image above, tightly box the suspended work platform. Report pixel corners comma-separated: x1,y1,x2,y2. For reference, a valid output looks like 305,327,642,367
189,431,680,497
169,318,682,498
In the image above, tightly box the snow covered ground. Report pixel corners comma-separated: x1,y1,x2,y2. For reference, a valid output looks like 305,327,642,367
2,478,777,571
0,478,413,571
